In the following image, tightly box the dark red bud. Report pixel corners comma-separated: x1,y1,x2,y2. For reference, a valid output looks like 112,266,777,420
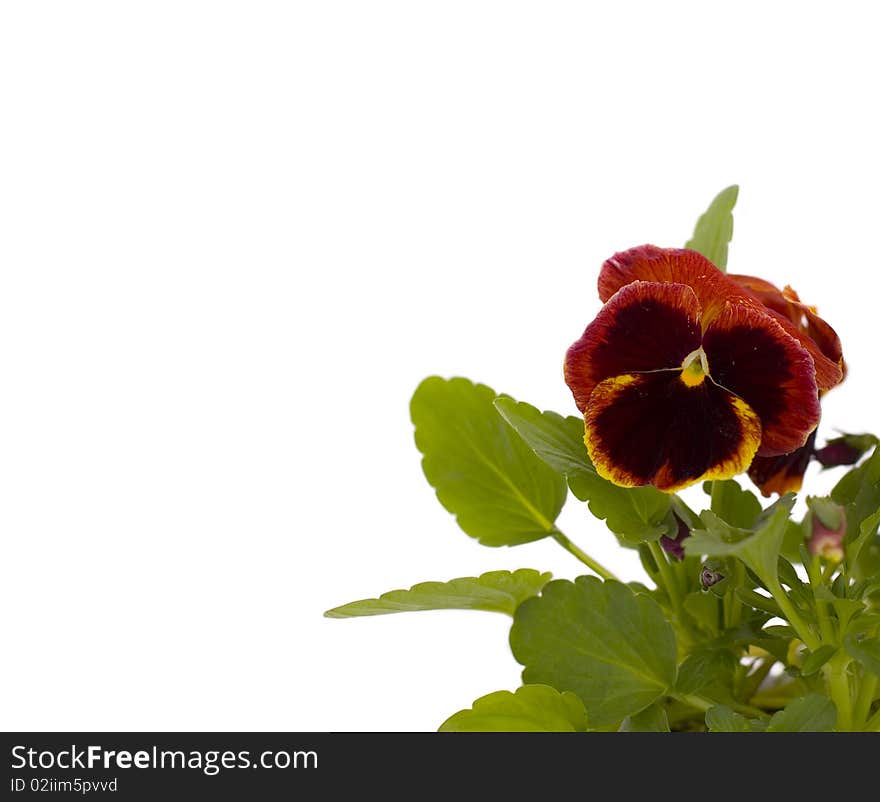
700,566,724,590
814,441,862,468
660,514,690,561
807,504,846,562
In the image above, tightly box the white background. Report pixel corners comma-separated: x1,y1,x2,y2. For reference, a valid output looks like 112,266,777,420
1,2,878,731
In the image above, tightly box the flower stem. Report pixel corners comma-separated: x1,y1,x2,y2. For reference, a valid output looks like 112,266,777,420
550,528,618,581
709,479,725,512
824,654,853,731
854,672,878,730
672,692,768,719
723,561,744,629
647,540,683,615
670,494,700,529
806,555,835,644
764,577,821,651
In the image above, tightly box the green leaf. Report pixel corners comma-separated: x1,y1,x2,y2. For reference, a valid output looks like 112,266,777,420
619,704,670,732
830,597,865,633
705,705,755,732
684,591,721,637
704,479,762,528
676,649,737,695
850,507,880,568
781,519,807,564
832,446,880,564
847,613,880,635
844,634,880,676
808,497,843,531
494,395,671,544
510,577,677,728
324,569,553,618
685,495,796,585
493,396,590,479
736,588,782,617
438,685,589,732
569,474,673,545
799,645,837,677
831,460,870,507
684,184,739,271
766,694,837,732
861,577,880,598
411,377,567,546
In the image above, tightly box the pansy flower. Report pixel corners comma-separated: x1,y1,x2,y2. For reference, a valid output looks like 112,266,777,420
565,245,844,492
725,274,845,495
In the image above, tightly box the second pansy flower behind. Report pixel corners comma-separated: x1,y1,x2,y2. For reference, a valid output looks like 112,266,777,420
564,245,844,492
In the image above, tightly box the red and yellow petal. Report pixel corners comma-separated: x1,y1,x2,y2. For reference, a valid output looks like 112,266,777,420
564,280,702,413
747,430,817,497
729,274,844,391
583,370,762,492
598,245,739,322
702,301,820,457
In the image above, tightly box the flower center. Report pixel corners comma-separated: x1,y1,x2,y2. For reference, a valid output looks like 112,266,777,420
680,347,709,387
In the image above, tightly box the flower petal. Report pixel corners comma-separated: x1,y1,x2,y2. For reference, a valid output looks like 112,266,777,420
598,245,737,320
702,301,820,457
729,274,844,391
564,281,701,413
583,371,762,492
747,430,817,497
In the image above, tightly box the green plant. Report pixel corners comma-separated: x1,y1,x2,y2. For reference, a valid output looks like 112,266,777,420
327,187,880,732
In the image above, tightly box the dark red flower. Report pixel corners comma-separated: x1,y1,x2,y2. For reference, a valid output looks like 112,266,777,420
565,246,834,492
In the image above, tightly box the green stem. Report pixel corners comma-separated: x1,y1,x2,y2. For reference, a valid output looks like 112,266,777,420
673,692,768,719
865,705,880,732
710,479,725,512
674,692,712,712
670,494,700,529
709,479,745,629
747,695,798,710
648,540,683,613
806,555,835,644
764,577,821,651
824,655,853,731
854,672,878,730
551,529,618,581
723,561,744,629
823,561,838,583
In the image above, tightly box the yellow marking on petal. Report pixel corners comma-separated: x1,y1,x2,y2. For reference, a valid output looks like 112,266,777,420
583,372,763,494
582,374,643,488
755,471,805,497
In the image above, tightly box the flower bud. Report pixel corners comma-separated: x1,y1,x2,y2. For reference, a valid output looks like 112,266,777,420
807,500,846,562
660,514,690,561
700,565,724,590
814,433,878,468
